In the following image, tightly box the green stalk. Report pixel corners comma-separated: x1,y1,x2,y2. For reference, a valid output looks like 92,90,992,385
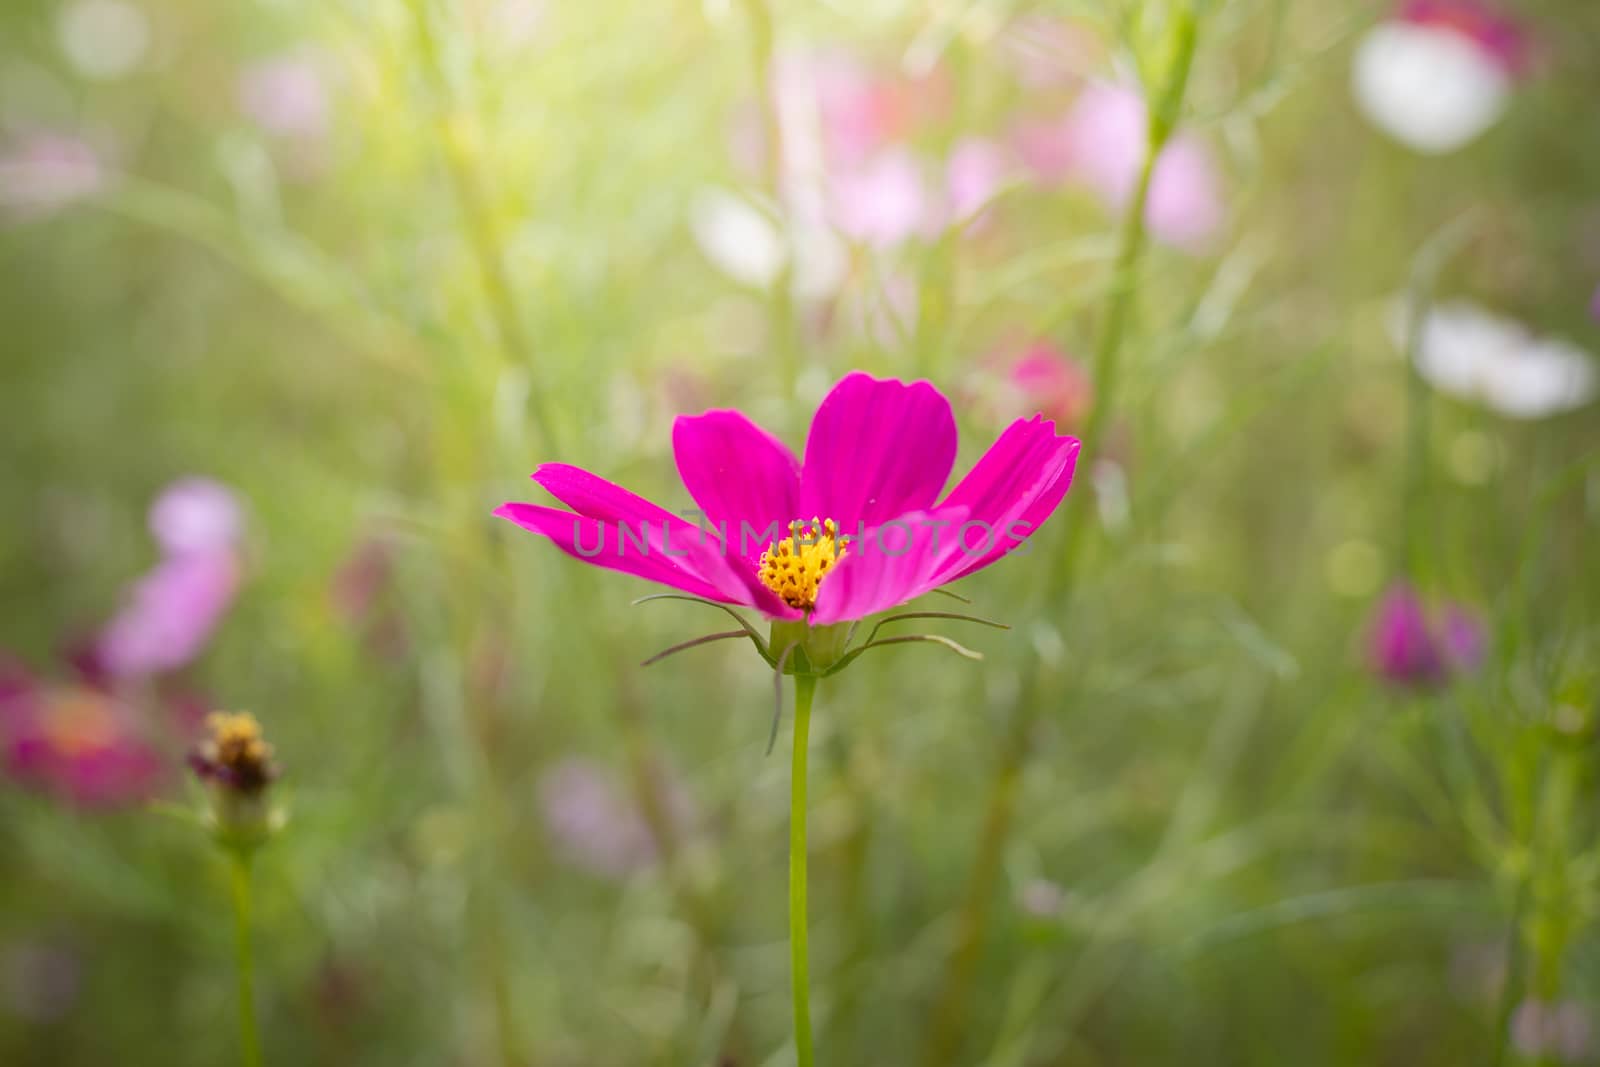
790,673,818,1067
739,0,800,400
228,850,263,1067
918,12,1202,1066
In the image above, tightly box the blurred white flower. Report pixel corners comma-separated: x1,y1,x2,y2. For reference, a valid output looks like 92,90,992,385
688,187,846,302
1401,300,1597,419
58,1,151,82
1351,2,1529,154
0,134,104,218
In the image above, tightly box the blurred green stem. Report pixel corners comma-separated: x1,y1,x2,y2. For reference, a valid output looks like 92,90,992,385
790,673,817,1067
739,0,800,399
919,10,1201,1066
410,0,552,447
228,850,262,1067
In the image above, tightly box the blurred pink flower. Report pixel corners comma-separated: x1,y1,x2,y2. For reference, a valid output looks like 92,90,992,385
769,50,951,173
538,758,692,879
1513,999,1594,1064
1366,581,1485,686
967,340,1094,431
1589,283,1600,323
239,55,330,142
1009,344,1094,429
0,134,105,219
829,140,1012,249
1014,84,1223,250
0,665,162,807
330,536,408,658
945,138,1010,227
1400,0,1530,75
829,148,930,248
1018,878,1066,918
92,479,244,680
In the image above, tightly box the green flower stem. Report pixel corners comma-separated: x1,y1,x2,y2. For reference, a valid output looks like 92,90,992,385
919,11,1202,1067
739,0,800,400
228,849,262,1067
790,673,818,1067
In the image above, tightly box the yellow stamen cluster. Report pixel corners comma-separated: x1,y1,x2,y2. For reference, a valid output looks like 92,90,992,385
759,518,845,611
197,711,277,792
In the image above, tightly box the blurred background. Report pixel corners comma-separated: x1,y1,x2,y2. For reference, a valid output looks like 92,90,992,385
1,0,1598,1064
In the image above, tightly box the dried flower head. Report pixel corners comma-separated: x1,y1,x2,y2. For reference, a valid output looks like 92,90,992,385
189,712,279,794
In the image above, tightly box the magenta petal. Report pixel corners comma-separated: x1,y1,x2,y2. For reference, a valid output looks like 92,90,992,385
514,465,801,618
935,417,1080,583
799,372,958,530
672,410,801,561
494,502,730,601
810,506,970,625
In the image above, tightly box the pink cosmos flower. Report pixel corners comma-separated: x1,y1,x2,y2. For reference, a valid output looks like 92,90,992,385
496,373,1080,630
1366,581,1486,686
0,663,162,807
92,478,244,680
1014,84,1223,250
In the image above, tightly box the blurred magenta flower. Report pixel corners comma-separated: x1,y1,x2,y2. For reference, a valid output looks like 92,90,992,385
496,373,1079,626
1366,582,1485,686
1015,83,1223,251
0,133,105,219
93,478,244,680
1513,999,1594,1064
1400,299,1597,419
1352,0,1528,154
538,758,690,879
0,664,162,807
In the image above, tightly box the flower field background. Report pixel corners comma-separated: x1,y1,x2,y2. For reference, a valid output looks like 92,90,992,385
1,0,1598,1064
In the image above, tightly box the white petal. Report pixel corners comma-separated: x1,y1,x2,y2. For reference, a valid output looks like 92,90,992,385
1352,23,1509,154
689,188,784,288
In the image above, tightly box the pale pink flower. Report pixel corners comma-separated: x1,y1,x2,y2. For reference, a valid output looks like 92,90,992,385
1013,84,1223,250
93,479,244,680
0,134,104,219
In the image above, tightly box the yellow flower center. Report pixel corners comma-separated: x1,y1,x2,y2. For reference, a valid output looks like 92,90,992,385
759,517,846,611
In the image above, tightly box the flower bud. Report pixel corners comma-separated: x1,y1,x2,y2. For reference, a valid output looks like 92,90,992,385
188,712,282,850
